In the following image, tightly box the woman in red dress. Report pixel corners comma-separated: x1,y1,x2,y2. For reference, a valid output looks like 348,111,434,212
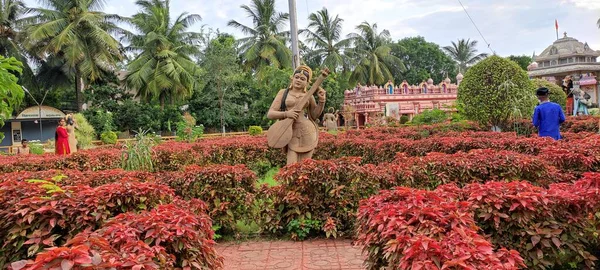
55,118,71,155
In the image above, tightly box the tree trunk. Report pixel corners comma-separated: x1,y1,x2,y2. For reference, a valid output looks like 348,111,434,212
160,94,165,111
219,79,224,136
75,71,84,112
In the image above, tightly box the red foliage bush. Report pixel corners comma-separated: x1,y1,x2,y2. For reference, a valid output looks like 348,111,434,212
14,200,223,270
157,164,258,233
0,180,175,267
356,187,524,270
384,149,571,188
266,157,389,238
462,180,599,269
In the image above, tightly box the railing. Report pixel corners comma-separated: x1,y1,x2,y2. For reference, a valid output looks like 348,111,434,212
345,89,457,98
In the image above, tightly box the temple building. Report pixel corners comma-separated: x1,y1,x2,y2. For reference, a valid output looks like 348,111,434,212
343,74,463,127
528,32,600,114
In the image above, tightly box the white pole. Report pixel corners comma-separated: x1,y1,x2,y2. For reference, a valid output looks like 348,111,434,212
288,0,300,69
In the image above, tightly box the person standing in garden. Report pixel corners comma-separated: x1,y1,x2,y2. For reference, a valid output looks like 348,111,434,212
532,87,565,140
55,118,71,155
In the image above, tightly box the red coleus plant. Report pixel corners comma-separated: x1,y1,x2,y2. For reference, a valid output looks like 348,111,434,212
14,200,222,270
356,186,524,270
0,179,176,267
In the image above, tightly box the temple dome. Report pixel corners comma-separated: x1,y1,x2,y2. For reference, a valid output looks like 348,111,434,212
427,78,434,84
444,77,451,83
456,73,464,80
536,32,600,60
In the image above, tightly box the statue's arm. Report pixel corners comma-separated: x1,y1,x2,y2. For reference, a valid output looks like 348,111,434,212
267,89,287,120
309,95,325,120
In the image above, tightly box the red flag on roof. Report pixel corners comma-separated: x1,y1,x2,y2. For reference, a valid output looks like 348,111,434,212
555,19,559,30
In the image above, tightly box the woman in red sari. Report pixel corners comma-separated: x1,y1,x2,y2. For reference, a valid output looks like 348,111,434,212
55,118,70,155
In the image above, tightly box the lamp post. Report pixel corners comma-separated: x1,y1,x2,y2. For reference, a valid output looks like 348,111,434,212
288,0,300,69
22,87,49,141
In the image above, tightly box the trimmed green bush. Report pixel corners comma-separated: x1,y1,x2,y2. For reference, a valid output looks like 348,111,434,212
410,109,448,125
248,126,263,136
101,131,118,145
531,78,567,109
73,113,96,149
457,55,537,130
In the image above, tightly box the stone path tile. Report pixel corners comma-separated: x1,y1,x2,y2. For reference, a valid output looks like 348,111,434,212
215,239,366,270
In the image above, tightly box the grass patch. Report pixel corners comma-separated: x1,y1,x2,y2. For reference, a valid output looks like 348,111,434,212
257,167,279,187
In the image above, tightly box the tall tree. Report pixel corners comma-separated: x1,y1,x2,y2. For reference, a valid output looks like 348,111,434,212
507,55,532,71
443,39,487,73
0,0,39,93
123,0,203,109
193,33,245,133
346,21,404,85
21,0,124,111
0,56,25,140
391,36,457,85
0,0,24,57
301,8,351,72
227,0,291,70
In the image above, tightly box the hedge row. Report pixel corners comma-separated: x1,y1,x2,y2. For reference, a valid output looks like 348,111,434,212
0,146,584,242
3,129,600,173
356,175,600,269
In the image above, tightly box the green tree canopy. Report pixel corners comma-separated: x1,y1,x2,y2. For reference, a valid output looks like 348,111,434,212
391,36,457,85
190,33,249,132
22,0,124,111
123,0,203,109
301,8,351,72
507,55,533,71
346,22,405,85
457,55,537,130
0,56,25,140
228,0,291,70
443,39,487,74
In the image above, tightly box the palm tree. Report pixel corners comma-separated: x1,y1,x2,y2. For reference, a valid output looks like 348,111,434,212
21,0,124,111
228,0,291,70
301,8,351,72
346,22,404,85
0,0,40,93
123,0,202,109
443,39,488,74
0,0,24,57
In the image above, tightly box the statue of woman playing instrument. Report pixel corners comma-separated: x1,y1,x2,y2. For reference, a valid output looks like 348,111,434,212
267,65,328,165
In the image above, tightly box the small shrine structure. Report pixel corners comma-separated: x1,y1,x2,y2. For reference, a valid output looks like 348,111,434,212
528,32,600,113
343,74,463,127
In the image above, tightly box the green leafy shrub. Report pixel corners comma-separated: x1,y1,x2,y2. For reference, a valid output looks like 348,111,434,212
158,164,257,234
121,130,156,172
410,109,448,125
73,113,96,149
28,143,45,155
248,125,263,136
286,219,322,241
457,55,537,130
399,115,409,124
177,113,204,142
100,131,118,144
0,56,25,141
531,78,567,110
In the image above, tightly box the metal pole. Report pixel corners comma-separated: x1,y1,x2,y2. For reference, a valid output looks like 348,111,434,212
288,0,300,69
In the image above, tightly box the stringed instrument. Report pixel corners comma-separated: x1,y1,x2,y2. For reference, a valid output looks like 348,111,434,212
267,68,330,148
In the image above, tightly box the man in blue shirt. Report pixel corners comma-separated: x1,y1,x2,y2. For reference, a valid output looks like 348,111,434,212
532,87,566,140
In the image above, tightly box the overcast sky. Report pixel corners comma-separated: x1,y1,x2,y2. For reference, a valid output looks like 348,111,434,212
23,0,600,57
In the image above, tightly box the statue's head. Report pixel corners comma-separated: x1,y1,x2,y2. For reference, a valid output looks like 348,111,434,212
291,65,312,91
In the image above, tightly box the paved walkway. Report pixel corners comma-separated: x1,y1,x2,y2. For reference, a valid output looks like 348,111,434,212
215,239,366,270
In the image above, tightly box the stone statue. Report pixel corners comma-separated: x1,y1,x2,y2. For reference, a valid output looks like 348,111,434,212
267,65,328,165
578,92,591,115
323,108,339,131
65,114,78,153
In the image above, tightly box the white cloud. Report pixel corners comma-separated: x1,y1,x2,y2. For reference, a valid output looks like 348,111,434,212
20,0,600,57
